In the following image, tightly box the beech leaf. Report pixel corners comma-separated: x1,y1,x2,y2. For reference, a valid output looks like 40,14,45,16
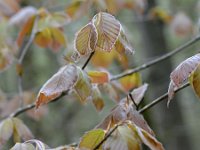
127,122,164,150
12,118,33,142
79,129,105,150
91,86,104,112
168,54,200,104
93,12,121,52
75,22,97,56
0,118,13,147
103,124,141,150
88,71,109,84
36,64,78,108
189,63,200,99
10,143,35,150
74,68,92,103
119,72,142,92
130,83,148,105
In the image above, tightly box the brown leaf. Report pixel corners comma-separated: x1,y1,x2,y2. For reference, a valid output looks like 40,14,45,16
130,83,148,105
0,118,13,147
75,22,97,56
36,64,78,108
168,54,200,104
12,118,33,142
0,0,20,17
133,125,165,150
93,12,121,52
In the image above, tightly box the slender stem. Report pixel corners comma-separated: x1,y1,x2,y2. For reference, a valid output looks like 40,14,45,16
16,16,38,107
94,124,119,150
139,82,190,113
110,35,200,81
128,93,138,110
82,51,95,70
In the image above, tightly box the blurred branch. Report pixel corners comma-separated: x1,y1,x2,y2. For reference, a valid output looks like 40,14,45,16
110,35,200,81
17,16,38,107
138,82,190,113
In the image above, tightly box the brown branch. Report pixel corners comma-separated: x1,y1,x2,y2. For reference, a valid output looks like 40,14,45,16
138,82,190,113
110,35,200,81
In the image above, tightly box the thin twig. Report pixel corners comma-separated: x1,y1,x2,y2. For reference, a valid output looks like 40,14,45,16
17,16,39,107
138,82,190,113
82,51,95,70
94,124,119,150
128,93,138,110
110,35,200,81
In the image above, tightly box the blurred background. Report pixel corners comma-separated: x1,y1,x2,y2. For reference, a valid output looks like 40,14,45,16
1,0,200,149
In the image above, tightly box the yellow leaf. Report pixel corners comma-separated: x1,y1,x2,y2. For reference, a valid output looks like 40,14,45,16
119,72,142,92
75,22,97,56
88,71,109,84
93,12,121,52
92,86,104,111
79,129,105,150
0,118,13,147
189,63,200,99
36,64,78,108
91,49,115,67
103,124,141,150
12,118,33,142
74,68,92,103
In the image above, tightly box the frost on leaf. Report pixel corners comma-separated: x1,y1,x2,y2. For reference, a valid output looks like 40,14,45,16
79,129,105,150
36,64,78,108
168,54,200,105
75,22,97,56
93,12,121,52
130,83,148,105
96,98,154,135
91,86,104,112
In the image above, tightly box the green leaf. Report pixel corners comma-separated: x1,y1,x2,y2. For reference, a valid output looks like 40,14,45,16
79,129,105,150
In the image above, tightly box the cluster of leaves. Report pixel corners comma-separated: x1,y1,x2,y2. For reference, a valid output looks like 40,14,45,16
1,0,200,150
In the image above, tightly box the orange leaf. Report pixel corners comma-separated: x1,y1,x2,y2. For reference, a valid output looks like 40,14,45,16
88,71,109,84
36,64,78,108
119,72,141,92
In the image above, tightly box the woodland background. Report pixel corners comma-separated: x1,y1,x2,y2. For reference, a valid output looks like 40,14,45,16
1,0,200,150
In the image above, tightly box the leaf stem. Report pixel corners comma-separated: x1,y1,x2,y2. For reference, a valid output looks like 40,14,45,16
81,51,95,70
111,35,200,81
128,93,138,110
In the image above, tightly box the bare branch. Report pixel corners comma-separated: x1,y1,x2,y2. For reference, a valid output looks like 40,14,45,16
138,82,190,113
111,35,200,81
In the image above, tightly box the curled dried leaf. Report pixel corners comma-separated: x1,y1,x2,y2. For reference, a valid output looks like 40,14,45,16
36,64,78,108
168,54,200,104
